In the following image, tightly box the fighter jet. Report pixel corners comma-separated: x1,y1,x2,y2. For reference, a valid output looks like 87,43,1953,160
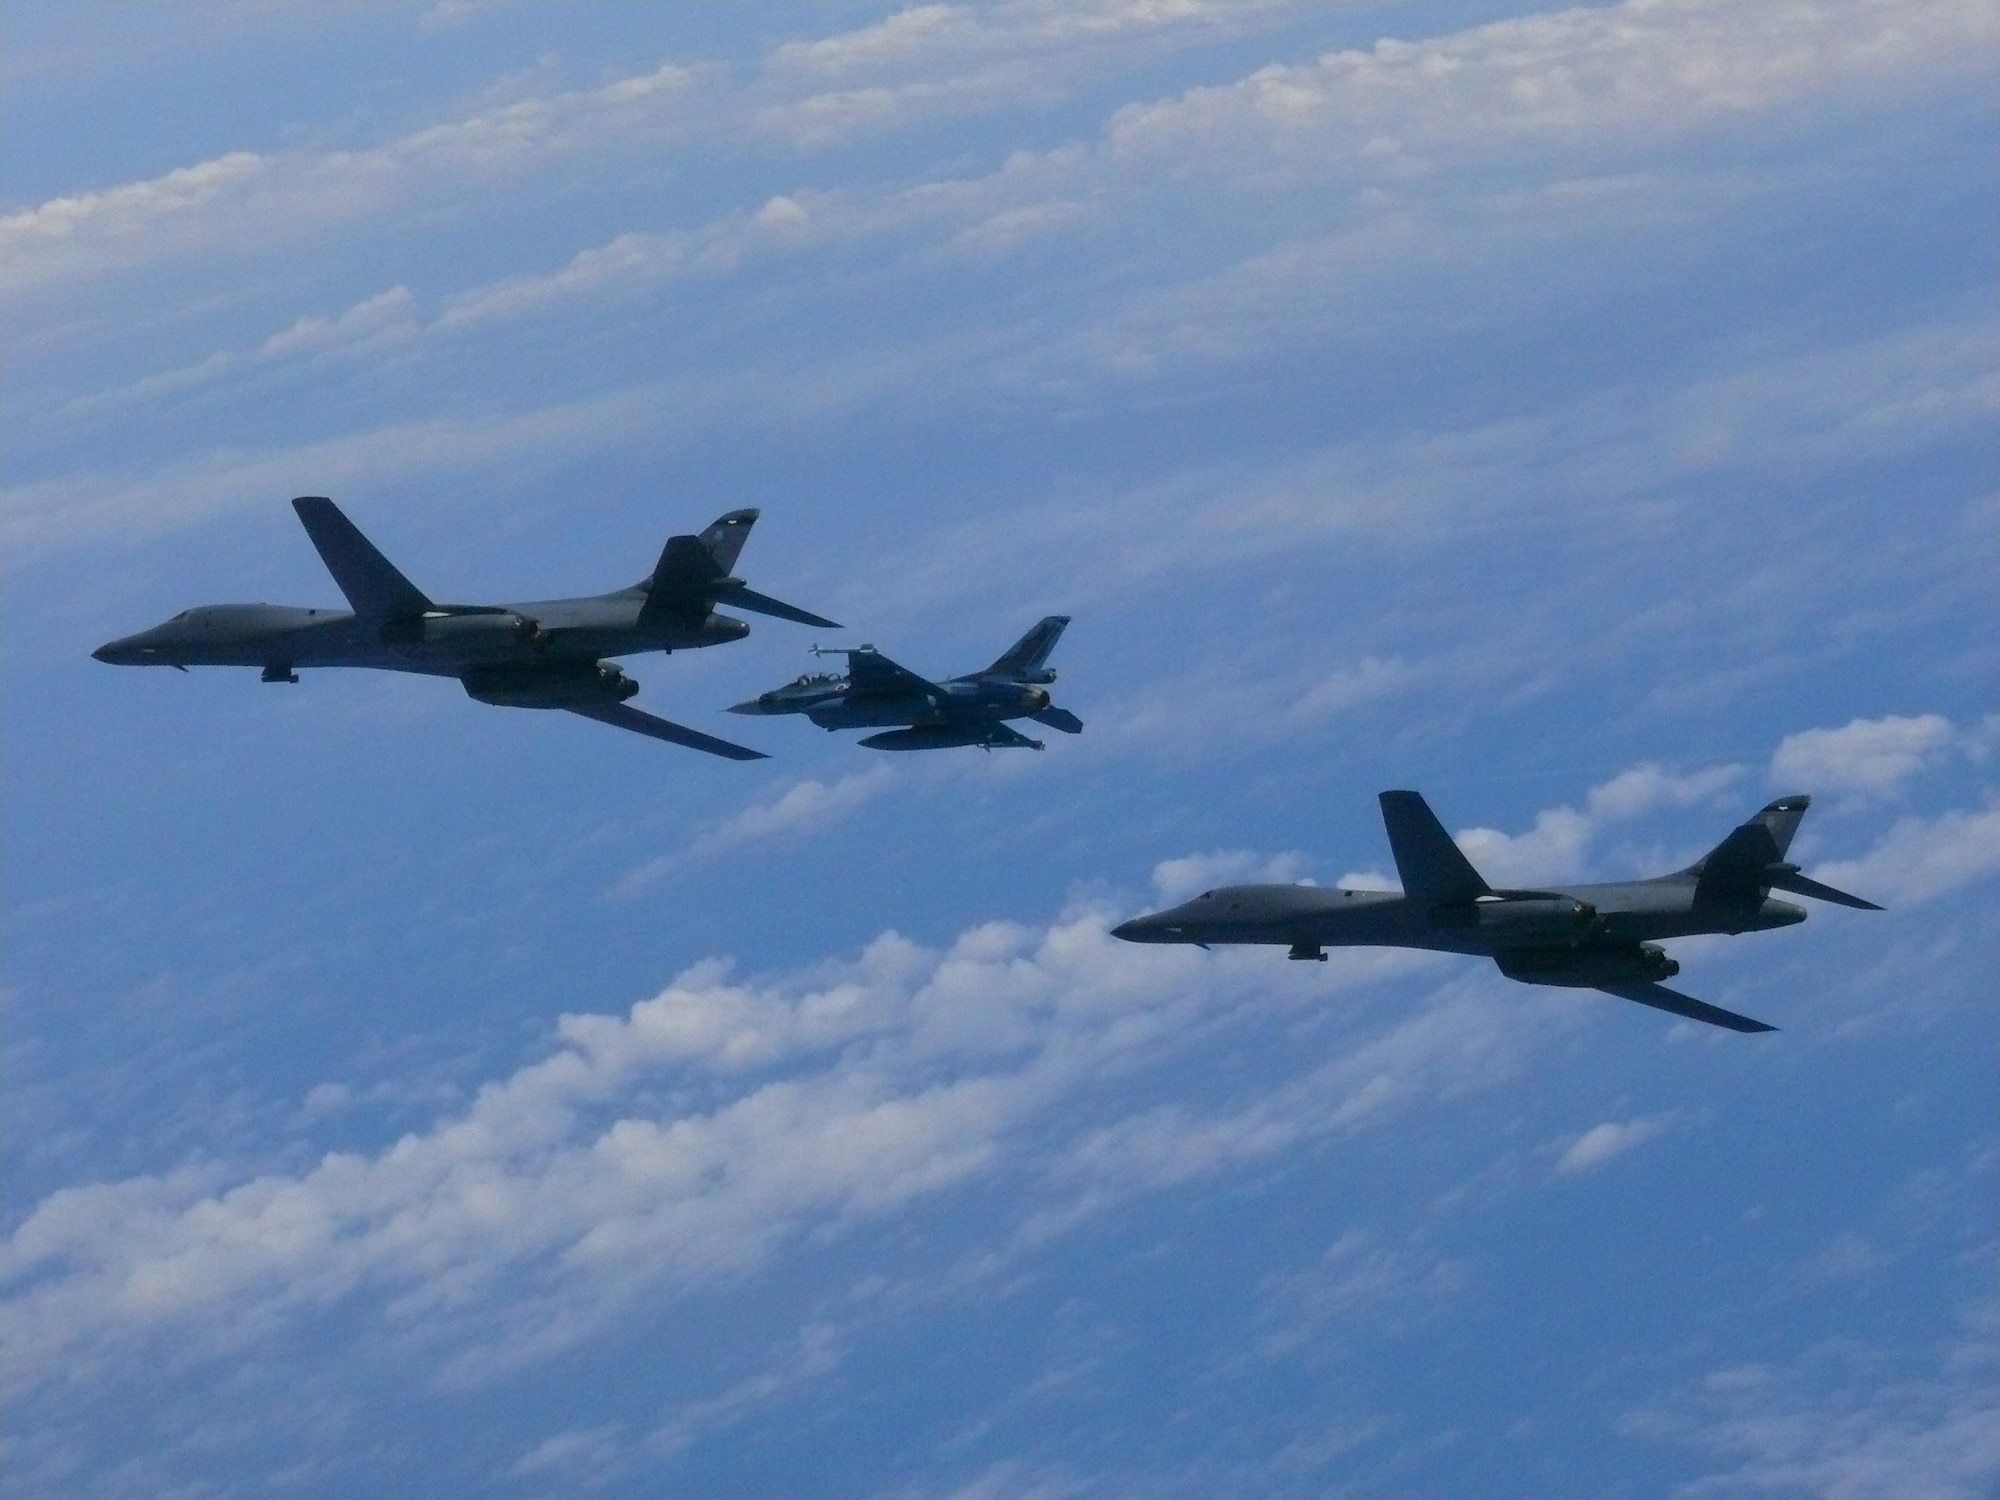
728,616,1081,751
1112,790,1881,1032
93,496,840,759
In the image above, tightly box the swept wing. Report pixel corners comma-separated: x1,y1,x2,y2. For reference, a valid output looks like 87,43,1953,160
1594,981,1775,1034
845,647,946,702
1378,790,1492,904
293,496,434,620
565,702,767,759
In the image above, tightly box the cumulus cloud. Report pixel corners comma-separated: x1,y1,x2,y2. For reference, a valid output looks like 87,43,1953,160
1455,806,1593,887
1770,714,1959,799
1585,764,1743,822
1554,1113,1677,1175
1809,797,2000,907
1,906,1526,1402
1150,848,1310,903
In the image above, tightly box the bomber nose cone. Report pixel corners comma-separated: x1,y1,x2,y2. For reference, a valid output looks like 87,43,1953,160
1111,918,1147,942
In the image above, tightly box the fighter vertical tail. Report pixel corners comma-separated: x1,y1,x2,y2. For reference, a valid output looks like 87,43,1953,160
984,616,1070,681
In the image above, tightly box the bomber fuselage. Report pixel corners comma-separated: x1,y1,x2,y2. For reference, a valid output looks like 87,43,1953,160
91,594,748,676
1112,877,1806,956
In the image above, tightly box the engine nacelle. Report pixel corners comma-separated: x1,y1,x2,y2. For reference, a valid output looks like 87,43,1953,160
1430,896,1599,944
460,661,638,709
1495,943,1680,988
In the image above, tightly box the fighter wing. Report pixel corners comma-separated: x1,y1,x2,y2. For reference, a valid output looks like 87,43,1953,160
1594,981,1776,1034
564,703,768,760
293,496,434,620
845,648,945,702
985,722,1045,749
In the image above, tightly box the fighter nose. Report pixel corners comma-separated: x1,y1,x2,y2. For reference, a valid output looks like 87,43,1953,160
727,697,767,715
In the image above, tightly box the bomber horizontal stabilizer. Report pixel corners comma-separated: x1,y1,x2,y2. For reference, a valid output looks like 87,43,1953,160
638,512,839,631
712,583,840,630
1594,981,1776,1034
1767,868,1883,910
565,702,767,759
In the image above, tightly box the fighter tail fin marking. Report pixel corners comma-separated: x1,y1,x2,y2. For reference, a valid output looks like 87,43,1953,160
985,615,1070,679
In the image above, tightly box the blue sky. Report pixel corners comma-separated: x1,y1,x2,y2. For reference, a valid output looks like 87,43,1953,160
3,3,1996,1495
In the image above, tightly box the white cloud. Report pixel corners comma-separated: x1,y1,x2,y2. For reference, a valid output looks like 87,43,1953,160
1255,1229,1466,1359
1554,1113,1676,1175
610,766,897,898
2,906,1522,1402
1105,0,1998,175
1623,1302,2000,1500
1456,806,1592,887
1810,797,2000,907
1150,848,1310,903
756,0,1308,149
11,0,1987,315
259,285,417,357
1771,714,1959,799
0,65,706,296
1585,764,1744,823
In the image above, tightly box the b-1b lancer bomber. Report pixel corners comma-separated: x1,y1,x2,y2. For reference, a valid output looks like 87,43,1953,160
93,497,840,759
731,616,1082,751
1113,790,1880,1032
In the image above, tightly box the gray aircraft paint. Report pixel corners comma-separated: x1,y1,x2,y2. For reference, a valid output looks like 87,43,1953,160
1112,791,1880,1033
729,615,1082,751
93,497,840,759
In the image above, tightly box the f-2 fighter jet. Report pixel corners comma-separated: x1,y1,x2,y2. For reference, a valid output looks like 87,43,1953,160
731,616,1081,750
94,496,839,759
1113,790,1880,1032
